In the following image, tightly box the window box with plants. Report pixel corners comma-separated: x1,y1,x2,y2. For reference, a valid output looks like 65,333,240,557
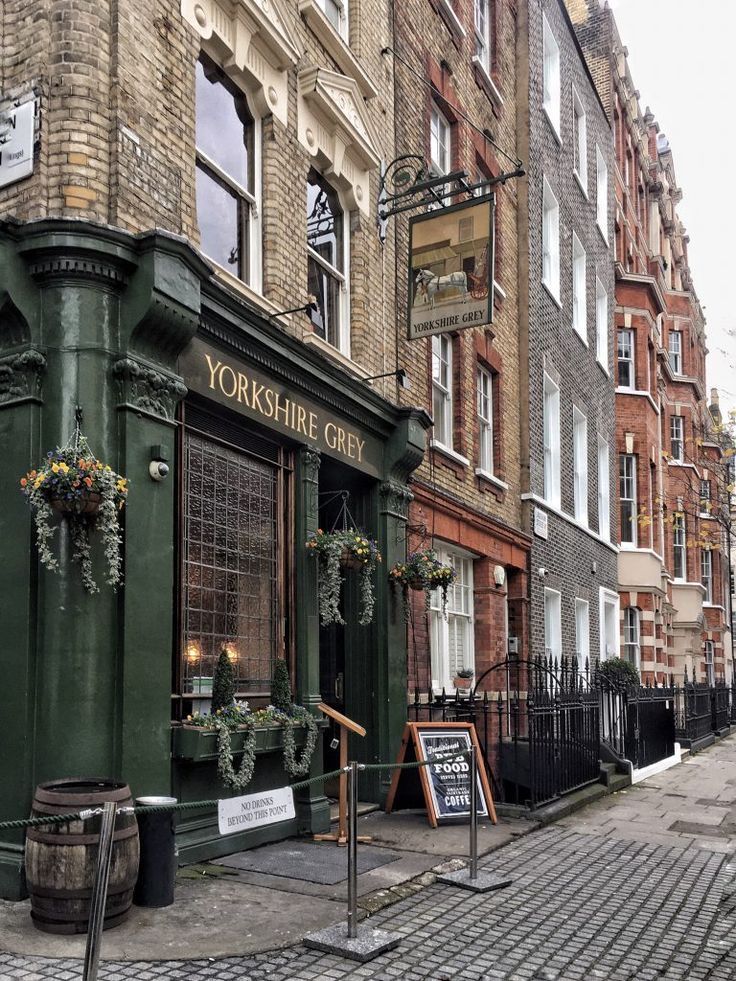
172,655,321,791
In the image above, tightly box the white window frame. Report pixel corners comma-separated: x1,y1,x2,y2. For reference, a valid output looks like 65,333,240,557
429,103,451,208
572,233,587,341
544,587,562,663
477,365,494,475
670,415,684,463
596,146,608,240
474,0,491,75
597,436,610,541
668,330,682,375
700,479,712,516
317,0,348,40
617,328,635,389
432,334,453,449
595,276,608,370
543,372,561,508
306,172,350,355
701,548,713,604
195,58,263,292
623,607,640,670
705,640,715,685
429,545,475,692
573,406,588,526
542,14,561,138
599,587,620,661
542,177,560,301
672,512,686,581
575,598,590,663
619,453,637,547
572,86,587,191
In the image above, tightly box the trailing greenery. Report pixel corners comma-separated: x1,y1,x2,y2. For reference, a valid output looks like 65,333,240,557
184,702,319,790
305,528,382,626
212,649,236,714
388,548,456,620
271,658,293,715
598,657,641,688
20,434,128,593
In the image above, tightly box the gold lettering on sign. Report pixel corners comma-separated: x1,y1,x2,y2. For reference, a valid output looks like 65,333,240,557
201,353,366,464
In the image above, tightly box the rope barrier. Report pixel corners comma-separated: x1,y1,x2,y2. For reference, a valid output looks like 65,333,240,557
0,747,474,832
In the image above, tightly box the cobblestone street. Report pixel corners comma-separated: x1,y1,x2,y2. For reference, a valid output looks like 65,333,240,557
4,738,736,980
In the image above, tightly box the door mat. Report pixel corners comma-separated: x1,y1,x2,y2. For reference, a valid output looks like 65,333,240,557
216,840,401,885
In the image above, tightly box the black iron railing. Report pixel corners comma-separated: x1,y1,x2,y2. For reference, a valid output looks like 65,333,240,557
674,682,713,745
711,682,730,733
410,660,733,813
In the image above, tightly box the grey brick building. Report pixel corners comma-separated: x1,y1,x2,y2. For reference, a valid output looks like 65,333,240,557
517,0,618,666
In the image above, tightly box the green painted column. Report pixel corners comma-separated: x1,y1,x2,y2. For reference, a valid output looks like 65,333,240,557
294,446,330,833
31,275,123,782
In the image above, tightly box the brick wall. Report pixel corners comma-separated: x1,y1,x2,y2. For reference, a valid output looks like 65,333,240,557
519,0,618,661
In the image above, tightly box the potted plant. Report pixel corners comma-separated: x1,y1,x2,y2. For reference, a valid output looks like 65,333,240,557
305,528,382,626
177,652,319,791
389,548,456,618
20,432,128,593
453,668,475,690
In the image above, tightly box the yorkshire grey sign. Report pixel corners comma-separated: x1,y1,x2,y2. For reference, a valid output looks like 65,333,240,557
0,99,35,189
408,194,495,340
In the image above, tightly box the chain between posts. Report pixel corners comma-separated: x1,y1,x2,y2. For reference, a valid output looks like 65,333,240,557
0,748,475,832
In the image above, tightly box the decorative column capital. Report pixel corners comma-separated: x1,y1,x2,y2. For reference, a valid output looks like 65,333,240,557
112,357,187,422
299,445,322,480
380,479,413,520
0,349,46,408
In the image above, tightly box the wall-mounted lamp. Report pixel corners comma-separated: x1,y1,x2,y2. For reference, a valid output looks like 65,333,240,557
493,565,506,588
538,567,547,579
362,368,411,390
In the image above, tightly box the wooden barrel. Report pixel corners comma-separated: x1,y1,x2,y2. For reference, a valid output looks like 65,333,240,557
25,778,140,935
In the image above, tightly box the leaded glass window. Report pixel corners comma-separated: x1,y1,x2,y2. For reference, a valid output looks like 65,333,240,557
182,430,281,696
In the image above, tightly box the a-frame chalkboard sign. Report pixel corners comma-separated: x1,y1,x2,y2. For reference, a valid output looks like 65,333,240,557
385,722,496,828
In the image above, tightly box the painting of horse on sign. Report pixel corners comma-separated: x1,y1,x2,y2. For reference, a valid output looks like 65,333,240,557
408,195,494,340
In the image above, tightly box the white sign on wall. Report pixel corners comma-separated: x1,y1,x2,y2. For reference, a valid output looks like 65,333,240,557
0,100,35,190
218,786,295,836
533,507,549,540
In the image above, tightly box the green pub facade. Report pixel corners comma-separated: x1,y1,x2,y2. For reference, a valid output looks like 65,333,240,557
0,219,430,899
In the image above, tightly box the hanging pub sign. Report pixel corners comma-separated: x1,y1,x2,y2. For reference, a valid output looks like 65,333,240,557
385,722,496,827
408,194,495,340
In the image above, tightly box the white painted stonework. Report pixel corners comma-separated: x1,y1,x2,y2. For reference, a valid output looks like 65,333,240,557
181,0,299,126
297,67,380,216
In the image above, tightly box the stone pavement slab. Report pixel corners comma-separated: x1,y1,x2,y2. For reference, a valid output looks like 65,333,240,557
216,840,402,884
3,737,736,978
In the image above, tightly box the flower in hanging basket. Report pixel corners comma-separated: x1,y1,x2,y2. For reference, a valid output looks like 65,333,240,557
20,434,128,593
305,528,382,627
389,548,456,619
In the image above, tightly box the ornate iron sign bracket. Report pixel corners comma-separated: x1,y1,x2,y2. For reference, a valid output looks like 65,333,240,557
377,154,524,242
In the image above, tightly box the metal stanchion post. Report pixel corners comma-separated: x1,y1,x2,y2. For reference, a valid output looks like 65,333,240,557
83,800,117,981
347,761,358,939
469,745,478,881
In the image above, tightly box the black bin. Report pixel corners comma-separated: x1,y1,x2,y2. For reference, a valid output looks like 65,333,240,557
133,796,178,908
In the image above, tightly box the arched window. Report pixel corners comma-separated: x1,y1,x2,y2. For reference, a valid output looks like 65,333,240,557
623,607,640,669
195,55,259,285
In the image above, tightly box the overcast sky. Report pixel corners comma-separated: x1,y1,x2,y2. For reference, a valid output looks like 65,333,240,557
609,0,736,423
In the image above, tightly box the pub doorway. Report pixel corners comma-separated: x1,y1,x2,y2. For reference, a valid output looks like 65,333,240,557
317,456,375,788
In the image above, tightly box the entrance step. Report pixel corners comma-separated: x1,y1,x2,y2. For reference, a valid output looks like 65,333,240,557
329,800,379,823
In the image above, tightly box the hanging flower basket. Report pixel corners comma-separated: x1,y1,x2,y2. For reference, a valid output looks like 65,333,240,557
20,430,128,594
50,490,102,515
306,528,382,627
389,548,456,619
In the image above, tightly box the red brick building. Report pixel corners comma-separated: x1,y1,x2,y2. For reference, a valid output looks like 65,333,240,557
569,1,733,682
392,0,531,695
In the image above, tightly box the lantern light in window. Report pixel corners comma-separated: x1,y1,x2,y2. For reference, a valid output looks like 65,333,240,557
224,643,238,662
185,643,200,663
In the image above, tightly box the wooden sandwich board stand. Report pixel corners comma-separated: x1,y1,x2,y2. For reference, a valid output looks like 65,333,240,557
385,722,496,828
314,702,371,846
